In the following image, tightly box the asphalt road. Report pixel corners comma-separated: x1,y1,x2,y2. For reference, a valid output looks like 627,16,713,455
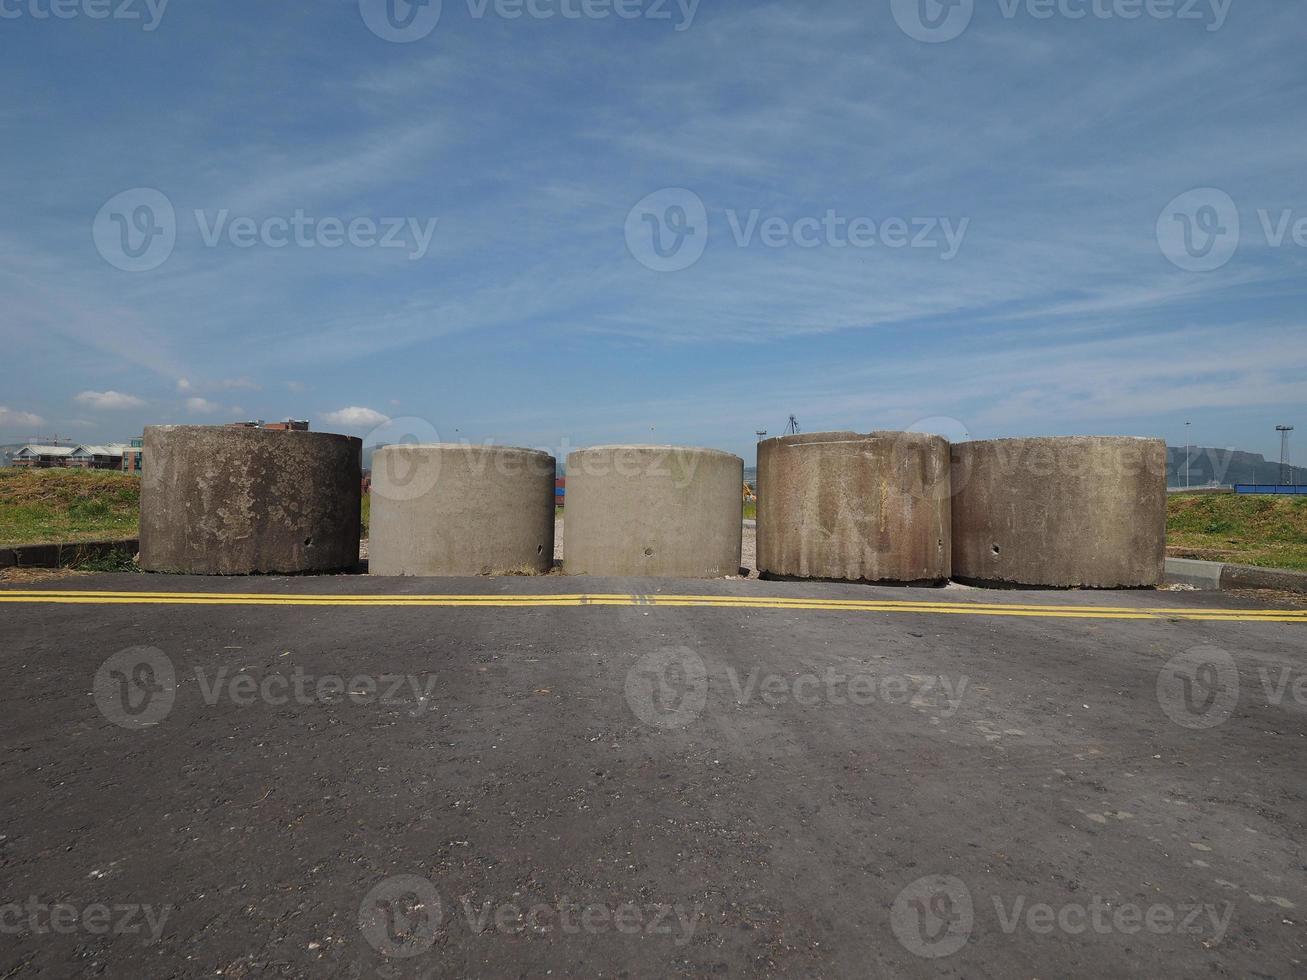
1,574,1304,978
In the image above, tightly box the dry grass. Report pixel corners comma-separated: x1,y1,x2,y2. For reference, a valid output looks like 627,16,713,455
0,467,140,547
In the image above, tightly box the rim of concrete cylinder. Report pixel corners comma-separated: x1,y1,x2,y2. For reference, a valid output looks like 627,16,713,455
760,430,947,447
144,424,359,444
953,435,1163,447
567,445,743,461
373,443,554,458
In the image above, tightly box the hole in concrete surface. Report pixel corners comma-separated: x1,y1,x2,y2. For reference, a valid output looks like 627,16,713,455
643,547,654,557
304,537,314,547
991,544,1001,556
537,544,544,555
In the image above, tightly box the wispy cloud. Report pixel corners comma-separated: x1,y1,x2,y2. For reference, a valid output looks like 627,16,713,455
75,390,147,410
0,406,44,431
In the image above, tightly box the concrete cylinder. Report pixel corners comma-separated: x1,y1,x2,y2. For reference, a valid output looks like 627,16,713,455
368,445,555,576
140,425,361,574
950,436,1167,588
563,446,742,578
757,431,951,584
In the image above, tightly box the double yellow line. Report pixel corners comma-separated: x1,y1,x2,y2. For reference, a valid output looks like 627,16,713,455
1,589,1304,623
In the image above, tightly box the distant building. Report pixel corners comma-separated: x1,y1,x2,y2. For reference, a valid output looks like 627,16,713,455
11,444,76,468
14,441,134,470
122,437,144,474
68,444,131,469
227,419,310,431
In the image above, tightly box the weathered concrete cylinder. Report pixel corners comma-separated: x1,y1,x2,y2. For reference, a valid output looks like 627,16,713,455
951,436,1167,588
563,446,742,578
369,445,555,576
140,425,361,574
757,431,951,584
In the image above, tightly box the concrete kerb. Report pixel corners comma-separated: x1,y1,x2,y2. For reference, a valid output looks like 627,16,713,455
0,539,140,569
1165,556,1307,594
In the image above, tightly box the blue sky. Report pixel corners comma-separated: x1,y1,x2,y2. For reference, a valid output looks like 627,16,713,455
1,0,1304,463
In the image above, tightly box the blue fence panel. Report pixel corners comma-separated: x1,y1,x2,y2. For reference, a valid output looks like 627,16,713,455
1235,484,1307,495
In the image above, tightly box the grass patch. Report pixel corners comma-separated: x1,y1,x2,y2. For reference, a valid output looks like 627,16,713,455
743,500,756,521
0,468,141,547
1167,493,1307,571
71,548,140,573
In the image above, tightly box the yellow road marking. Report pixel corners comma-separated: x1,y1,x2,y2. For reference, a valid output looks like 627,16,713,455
0,590,1302,623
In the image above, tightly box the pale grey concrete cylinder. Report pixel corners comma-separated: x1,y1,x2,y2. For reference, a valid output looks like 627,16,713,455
951,436,1167,588
140,425,361,574
369,444,555,576
757,431,951,584
563,446,742,578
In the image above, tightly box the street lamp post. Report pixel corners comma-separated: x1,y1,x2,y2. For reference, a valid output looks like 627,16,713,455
1184,421,1190,489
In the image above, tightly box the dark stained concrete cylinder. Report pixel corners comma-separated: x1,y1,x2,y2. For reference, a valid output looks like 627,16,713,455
756,431,951,584
369,445,555,576
564,446,742,578
950,436,1167,588
139,425,361,574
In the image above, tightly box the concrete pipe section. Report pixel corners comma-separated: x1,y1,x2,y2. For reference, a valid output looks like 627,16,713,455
757,431,952,585
368,445,556,576
140,425,361,575
563,446,743,578
951,436,1168,588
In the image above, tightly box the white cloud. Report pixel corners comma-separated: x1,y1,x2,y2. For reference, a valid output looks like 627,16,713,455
0,406,45,430
74,390,146,410
186,397,222,414
176,377,193,392
285,380,306,393
322,406,389,428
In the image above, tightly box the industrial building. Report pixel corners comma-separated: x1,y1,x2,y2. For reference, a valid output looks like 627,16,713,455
11,443,131,469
